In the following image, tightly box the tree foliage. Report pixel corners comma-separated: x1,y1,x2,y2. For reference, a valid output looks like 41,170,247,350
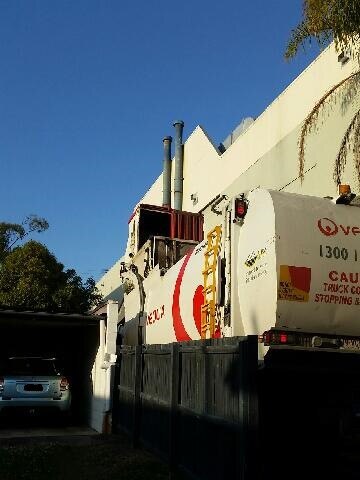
286,1,360,186
285,0,360,59
0,215,49,261
0,241,102,313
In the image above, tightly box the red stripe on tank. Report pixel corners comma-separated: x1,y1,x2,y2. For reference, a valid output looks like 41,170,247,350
172,248,194,341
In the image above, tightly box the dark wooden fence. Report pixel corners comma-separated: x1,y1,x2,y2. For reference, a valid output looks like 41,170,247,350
113,336,259,480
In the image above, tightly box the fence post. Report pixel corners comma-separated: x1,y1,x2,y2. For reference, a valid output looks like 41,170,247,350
132,344,142,448
169,342,180,478
112,352,121,434
203,343,210,416
241,335,259,480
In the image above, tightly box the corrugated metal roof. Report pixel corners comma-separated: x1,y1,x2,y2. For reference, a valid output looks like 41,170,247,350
0,309,104,326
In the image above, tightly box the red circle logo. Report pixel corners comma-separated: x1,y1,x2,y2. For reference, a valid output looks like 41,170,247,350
317,218,338,236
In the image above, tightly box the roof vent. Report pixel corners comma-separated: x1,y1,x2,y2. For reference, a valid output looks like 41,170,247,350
220,117,254,151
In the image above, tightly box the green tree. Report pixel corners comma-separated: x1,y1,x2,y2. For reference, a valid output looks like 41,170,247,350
0,215,49,261
0,241,102,313
286,0,360,185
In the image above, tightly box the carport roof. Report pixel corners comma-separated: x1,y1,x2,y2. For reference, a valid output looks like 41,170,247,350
0,309,104,327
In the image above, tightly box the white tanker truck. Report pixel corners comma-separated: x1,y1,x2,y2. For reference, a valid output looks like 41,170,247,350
119,186,360,359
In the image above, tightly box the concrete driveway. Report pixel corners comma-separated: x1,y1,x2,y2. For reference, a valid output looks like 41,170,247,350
0,413,99,441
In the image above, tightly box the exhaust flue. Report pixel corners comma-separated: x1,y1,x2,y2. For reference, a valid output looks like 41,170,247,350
173,120,184,211
162,136,172,208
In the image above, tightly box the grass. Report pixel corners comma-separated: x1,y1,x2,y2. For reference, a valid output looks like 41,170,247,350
0,437,169,480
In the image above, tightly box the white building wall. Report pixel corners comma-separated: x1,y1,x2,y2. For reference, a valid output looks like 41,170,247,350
97,258,124,302
135,43,357,216
89,301,118,433
97,43,360,297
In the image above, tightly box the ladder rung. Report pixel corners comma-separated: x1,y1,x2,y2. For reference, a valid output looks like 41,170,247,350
203,285,215,294
201,306,211,314
203,264,216,273
204,249,217,256
203,267,215,275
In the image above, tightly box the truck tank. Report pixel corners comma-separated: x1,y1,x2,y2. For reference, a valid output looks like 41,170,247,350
122,188,360,346
238,189,360,338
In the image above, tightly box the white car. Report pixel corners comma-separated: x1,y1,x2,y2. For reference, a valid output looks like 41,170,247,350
0,357,71,415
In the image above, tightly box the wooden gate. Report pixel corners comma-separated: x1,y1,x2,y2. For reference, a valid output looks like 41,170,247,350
113,336,259,479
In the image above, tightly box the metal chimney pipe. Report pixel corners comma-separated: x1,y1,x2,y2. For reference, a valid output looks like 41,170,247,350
173,120,184,211
162,136,172,208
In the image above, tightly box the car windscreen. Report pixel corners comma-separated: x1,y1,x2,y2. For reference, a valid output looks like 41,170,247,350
1,358,59,376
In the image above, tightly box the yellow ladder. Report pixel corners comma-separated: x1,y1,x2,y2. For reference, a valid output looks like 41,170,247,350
201,226,222,339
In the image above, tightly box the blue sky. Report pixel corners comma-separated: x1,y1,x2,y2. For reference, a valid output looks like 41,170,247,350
0,0,320,281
